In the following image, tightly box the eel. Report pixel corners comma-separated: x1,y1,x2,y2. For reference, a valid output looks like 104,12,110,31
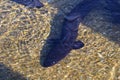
11,0,44,8
40,0,100,67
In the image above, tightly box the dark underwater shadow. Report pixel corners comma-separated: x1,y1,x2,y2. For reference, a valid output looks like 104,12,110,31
0,63,27,80
40,0,120,67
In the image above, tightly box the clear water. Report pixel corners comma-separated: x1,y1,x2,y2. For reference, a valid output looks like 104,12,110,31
0,0,120,80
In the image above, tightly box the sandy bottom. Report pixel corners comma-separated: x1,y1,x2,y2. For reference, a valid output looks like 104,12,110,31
0,0,120,80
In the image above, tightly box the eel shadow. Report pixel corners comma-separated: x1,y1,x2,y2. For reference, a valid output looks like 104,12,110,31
40,0,120,67
0,63,27,80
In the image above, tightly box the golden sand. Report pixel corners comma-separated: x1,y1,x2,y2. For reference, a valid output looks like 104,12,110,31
0,0,120,80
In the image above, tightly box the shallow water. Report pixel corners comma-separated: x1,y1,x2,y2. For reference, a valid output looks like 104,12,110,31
0,0,120,80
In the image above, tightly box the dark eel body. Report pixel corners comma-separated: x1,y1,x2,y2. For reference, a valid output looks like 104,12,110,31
40,0,101,67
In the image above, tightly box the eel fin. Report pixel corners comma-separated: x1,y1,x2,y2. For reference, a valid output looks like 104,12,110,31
72,40,84,49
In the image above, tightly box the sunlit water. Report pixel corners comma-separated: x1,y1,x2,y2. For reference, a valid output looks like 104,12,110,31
0,0,120,80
